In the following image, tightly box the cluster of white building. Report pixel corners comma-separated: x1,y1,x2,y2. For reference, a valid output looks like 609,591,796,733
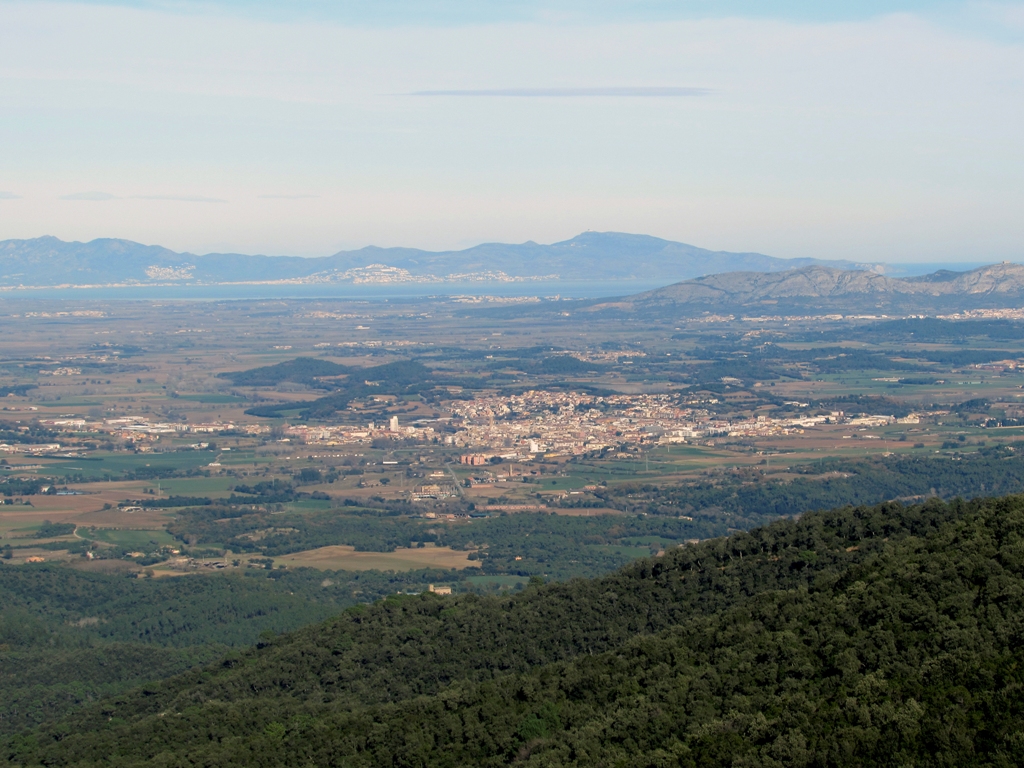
0,442,62,454
447,391,725,457
446,391,923,457
281,416,437,446
99,417,240,439
9,389,929,458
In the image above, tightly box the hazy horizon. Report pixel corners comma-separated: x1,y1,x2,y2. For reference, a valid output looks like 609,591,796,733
2,0,1023,263
0,231,1002,272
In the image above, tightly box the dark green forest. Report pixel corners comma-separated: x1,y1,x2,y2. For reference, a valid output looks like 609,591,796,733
217,357,350,388
0,565,467,734
594,444,1024,526
6,492,1024,766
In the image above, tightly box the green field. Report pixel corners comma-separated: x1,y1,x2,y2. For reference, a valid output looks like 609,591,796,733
621,536,680,549
152,476,239,496
587,544,654,559
81,527,177,549
284,499,336,512
174,394,247,403
217,451,270,465
35,400,104,407
465,574,527,589
536,476,588,491
39,450,220,479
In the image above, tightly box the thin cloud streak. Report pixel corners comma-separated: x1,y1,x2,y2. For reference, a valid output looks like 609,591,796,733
59,193,227,203
135,195,227,203
0,192,22,200
408,86,712,97
60,191,117,201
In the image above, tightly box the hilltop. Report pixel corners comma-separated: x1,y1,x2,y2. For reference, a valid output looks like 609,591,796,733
6,493,1024,766
582,262,1024,315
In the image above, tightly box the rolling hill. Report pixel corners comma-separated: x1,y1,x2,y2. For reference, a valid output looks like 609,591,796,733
583,262,1024,315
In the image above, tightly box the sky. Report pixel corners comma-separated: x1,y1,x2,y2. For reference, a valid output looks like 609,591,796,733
1,0,1023,262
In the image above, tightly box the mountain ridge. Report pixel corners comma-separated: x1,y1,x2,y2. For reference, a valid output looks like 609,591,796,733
0,232,876,288
582,262,1024,315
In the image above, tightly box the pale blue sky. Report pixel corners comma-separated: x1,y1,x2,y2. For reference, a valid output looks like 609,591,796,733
33,1,986,25
1,0,1022,261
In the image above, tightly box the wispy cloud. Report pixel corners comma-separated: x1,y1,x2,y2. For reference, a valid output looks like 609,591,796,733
135,194,227,203
0,192,21,200
59,192,226,202
60,191,117,201
408,86,711,97
258,193,319,199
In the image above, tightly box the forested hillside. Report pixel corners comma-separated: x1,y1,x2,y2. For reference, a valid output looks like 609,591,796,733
7,493,1024,766
0,565,463,734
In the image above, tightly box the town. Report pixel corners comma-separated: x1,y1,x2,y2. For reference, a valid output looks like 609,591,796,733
1,389,929,466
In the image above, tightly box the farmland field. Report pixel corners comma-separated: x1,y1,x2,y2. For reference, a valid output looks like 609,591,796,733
81,527,178,549
271,544,473,571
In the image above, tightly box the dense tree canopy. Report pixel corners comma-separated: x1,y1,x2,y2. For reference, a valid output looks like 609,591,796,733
0,565,466,734
7,493,1024,766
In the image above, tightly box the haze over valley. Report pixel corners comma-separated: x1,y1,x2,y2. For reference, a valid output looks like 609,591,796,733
3,1,1024,765
0,232,879,290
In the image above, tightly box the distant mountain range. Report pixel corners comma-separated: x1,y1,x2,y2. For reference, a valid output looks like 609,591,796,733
583,263,1024,315
0,232,881,289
